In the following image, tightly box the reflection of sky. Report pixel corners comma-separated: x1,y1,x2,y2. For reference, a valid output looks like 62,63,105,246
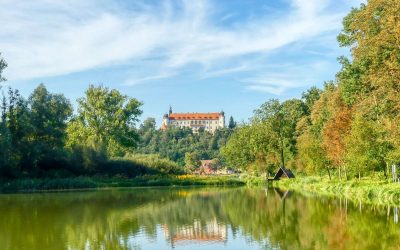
127,225,265,250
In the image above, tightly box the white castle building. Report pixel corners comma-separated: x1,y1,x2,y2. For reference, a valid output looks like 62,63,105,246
161,108,225,133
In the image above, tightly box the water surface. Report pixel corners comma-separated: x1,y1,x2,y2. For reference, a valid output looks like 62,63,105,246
1,187,399,249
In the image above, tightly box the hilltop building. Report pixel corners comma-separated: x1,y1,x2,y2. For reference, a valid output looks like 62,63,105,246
161,107,225,133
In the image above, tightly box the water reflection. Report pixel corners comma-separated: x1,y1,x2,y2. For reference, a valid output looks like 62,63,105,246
0,187,399,250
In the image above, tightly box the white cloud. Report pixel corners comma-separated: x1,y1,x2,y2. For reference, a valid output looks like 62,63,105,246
123,72,176,86
242,60,334,95
0,0,348,86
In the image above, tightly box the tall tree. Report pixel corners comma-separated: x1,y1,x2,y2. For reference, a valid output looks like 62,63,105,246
29,84,72,148
254,99,307,169
322,107,352,179
184,152,201,172
26,84,73,172
301,86,322,113
337,0,400,171
67,85,142,156
228,116,237,129
0,53,7,82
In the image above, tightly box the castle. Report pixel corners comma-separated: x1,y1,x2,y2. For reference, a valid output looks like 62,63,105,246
161,107,225,133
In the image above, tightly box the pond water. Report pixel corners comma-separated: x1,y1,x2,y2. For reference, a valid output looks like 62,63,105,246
1,187,399,250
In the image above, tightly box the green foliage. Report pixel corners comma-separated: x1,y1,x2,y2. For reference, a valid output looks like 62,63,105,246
184,152,201,171
0,80,180,180
136,125,233,167
67,85,142,157
223,98,307,175
276,176,400,206
0,84,73,177
0,52,7,82
344,115,389,178
0,175,244,192
221,124,257,171
228,116,237,129
301,86,322,113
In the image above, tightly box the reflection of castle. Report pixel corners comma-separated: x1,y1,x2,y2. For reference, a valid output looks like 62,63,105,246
163,219,227,247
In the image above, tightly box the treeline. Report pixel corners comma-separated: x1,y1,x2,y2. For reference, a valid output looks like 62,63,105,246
0,71,183,178
136,117,234,168
0,51,233,179
222,0,400,180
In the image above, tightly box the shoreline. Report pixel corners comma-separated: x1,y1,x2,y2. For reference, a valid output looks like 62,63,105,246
274,176,400,206
0,175,245,194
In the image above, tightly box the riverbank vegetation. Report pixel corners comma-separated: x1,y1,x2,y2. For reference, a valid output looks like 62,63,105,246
275,176,400,206
0,175,244,193
221,0,400,183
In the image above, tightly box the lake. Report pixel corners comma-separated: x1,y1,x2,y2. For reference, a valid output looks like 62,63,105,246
0,187,399,250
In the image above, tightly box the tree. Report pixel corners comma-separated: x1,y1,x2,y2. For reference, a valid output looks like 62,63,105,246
29,84,72,148
296,83,339,178
228,116,237,129
3,88,32,175
27,84,73,172
0,53,7,82
140,118,156,132
336,0,400,177
67,85,143,157
184,152,201,172
322,107,352,179
221,125,257,172
301,86,322,113
254,99,307,169
0,54,12,175
344,115,386,179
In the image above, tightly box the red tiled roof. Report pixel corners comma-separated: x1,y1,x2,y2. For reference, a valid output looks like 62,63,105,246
169,113,221,120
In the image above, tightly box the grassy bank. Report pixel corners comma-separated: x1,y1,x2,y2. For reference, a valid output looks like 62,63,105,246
274,176,400,206
0,175,245,193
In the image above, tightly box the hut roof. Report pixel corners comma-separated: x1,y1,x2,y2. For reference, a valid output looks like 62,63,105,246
273,167,295,180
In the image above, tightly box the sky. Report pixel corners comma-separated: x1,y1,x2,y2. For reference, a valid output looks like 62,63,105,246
0,0,364,125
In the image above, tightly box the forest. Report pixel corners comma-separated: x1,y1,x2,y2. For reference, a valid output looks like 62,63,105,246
222,0,400,180
0,60,233,179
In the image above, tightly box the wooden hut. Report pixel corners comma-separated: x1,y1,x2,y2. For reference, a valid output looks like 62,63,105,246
273,167,295,180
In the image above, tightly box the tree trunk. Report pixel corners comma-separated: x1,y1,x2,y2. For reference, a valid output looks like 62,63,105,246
392,164,397,183
326,166,331,180
384,162,388,180
280,136,285,168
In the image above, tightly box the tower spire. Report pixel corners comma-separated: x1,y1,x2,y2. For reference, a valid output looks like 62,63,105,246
169,105,173,115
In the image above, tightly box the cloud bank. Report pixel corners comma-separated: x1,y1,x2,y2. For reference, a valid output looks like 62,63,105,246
0,0,361,94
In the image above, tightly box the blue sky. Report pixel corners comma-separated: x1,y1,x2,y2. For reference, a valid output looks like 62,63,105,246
0,0,363,125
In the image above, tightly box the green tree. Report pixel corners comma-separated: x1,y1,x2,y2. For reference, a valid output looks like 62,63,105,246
344,114,389,179
29,84,72,148
184,152,201,172
228,116,237,129
67,85,143,157
254,99,307,169
0,52,7,82
0,54,12,175
301,86,322,113
27,84,73,172
221,125,256,172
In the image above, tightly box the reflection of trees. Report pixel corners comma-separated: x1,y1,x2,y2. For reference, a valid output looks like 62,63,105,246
1,187,400,249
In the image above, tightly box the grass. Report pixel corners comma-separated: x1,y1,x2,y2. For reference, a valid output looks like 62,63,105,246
274,176,400,206
0,175,245,193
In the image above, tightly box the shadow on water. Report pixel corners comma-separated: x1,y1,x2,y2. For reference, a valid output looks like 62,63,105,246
0,186,399,250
